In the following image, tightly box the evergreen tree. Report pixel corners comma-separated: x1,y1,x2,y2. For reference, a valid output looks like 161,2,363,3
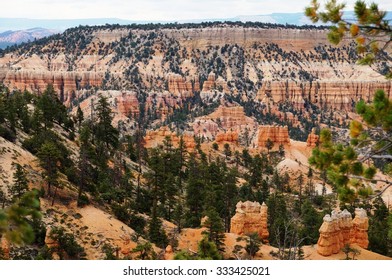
185,153,205,227
244,232,262,259
223,143,232,159
11,163,29,200
76,105,84,131
37,142,61,204
197,236,222,260
300,200,322,245
202,208,225,252
94,95,119,150
368,197,392,256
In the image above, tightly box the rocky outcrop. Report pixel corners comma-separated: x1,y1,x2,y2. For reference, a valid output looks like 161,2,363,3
258,80,392,110
164,245,174,260
201,72,228,93
257,125,290,148
193,106,256,141
116,91,140,117
0,69,103,106
215,130,239,144
317,208,368,256
144,126,196,151
0,237,10,259
230,201,269,243
306,128,319,147
208,106,253,130
350,208,369,249
167,73,196,98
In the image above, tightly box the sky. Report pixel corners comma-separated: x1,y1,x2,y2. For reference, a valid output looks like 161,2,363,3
1,0,392,21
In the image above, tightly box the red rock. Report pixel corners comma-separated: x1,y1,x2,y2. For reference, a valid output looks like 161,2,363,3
257,125,290,148
317,208,368,256
230,201,269,243
350,208,369,249
306,128,319,147
0,237,10,259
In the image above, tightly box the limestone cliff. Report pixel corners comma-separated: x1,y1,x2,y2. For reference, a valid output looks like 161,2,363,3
230,201,269,243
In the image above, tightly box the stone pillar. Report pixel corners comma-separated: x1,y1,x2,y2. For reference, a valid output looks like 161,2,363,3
230,201,269,243
350,208,369,249
317,214,335,256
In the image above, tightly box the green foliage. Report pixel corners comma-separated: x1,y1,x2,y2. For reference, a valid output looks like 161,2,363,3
266,194,289,246
0,190,41,245
299,200,323,245
368,197,392,256
342,243,361,260
202,208,226,251
197,236,222,260
49,227,86,260
35,84,71,130
37,141,62,197
305,0,391,78
235,232,262,259
131,241,156,260
93,95,119,150
102,244,118,260
174,250,195,260
11,163,29,200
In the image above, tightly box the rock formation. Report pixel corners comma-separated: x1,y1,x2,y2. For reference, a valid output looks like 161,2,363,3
164,245,174,260
215,130,239,144
317,208,368,256
257,125,290,148
116,91,140,117
167,73,196,98
230,201,269,243
350,208,369,249
0,69,102,107
144,126,196,151
306,128,319,147
0,237,10,259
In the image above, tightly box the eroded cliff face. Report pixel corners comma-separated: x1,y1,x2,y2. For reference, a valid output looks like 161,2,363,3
0,69,103,106
317,208,369,256
1,25,390,113
230,201,269,243
167,73,198,98
257,125,290,148
257,80,392,110
144,126,196,151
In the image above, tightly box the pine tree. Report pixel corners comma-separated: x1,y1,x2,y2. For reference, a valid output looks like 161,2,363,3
202,208,225,252
37,142,61,204
94,95,119,150
305,0,391,79
11,163,29,200
197,236,222,260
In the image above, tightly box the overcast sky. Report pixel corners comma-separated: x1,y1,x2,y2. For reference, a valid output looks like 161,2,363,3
2,0,392,20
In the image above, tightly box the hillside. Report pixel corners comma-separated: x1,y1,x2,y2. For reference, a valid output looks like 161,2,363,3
0,22,391,260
